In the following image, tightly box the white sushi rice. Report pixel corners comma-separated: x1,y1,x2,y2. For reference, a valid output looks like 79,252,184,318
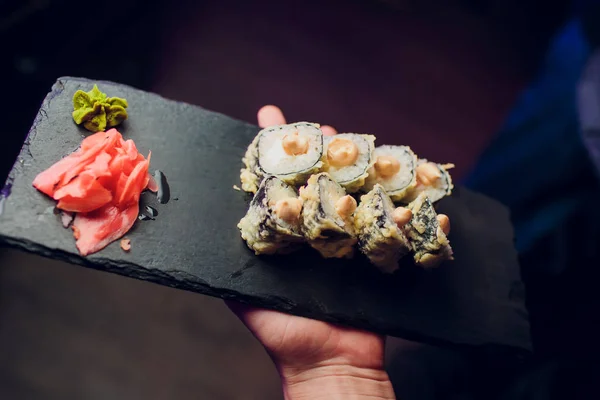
258,122,323,176
403,159,454,203
318,175,349,227
363,145,418,201
324,133,375,192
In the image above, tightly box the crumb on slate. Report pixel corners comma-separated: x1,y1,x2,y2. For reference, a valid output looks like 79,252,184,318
120,238,131,252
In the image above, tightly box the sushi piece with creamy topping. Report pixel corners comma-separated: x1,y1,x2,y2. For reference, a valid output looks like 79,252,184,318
363,145,418,202
238,176,305,255
240,122,324,193
402,193,453,268
323,133,375,193
300,173,358,258
402,160,454,203
354,184,411,273
237,123,457,266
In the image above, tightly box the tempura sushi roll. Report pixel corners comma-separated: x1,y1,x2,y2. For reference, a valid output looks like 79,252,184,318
300,173,358,258
323,133,375,193
403,160,454,203
240,122,324,193
238,176,304,255
354,184,411,273
363,145,418,202
403,193,453,268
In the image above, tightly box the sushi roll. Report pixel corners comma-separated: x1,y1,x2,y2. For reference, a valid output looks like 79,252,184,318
402,160,454,203
354,184,412,273
300,173,358,258
238,176,304,255
363,145,418,202
240,122,324,193
402,193,453,268
323,133,375,193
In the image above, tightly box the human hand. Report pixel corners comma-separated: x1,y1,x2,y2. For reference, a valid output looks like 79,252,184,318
226,106,395,400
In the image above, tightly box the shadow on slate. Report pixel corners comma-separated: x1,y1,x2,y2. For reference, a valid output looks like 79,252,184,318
0,77,531,353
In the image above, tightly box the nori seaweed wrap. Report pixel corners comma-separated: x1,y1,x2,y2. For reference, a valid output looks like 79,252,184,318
238,176,304,255
300,173,357,258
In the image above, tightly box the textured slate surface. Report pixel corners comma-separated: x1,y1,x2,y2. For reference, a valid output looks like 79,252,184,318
0,77,531,352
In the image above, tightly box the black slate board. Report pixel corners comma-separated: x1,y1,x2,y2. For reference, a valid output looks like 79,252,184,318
0,77,531,352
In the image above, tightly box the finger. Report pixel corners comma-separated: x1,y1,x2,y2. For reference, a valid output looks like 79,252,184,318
321,125,337,136
225,300,276,328
257,105,286,128
225,300,285,339
225,299,254,320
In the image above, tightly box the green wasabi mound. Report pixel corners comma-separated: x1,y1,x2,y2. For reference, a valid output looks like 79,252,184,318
72,84,128,132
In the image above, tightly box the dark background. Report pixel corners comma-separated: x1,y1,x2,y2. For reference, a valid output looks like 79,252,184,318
0,0,574,399
0,0,571,182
